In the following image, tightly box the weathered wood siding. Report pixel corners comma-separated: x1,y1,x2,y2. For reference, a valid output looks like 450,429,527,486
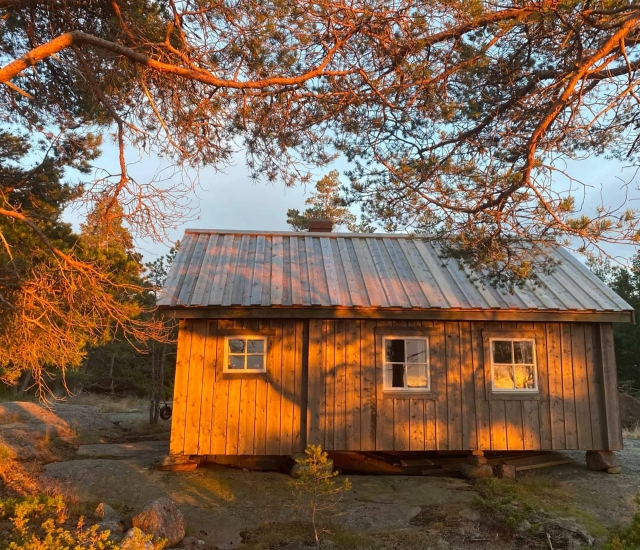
169,319,307,457
306,320,621,452
171,319,622,456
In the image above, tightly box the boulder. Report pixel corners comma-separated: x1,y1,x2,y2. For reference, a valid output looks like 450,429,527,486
460,463,493,480
585,450,619,471
133,497,186,549
120,527,154,550
467,455,487,466
94,503,120,524
493,463,516,479
94,503,123,542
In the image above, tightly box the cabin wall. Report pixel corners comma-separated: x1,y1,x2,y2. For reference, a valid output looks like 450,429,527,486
170,318,622,456
169,319,307,457
306,320,621,452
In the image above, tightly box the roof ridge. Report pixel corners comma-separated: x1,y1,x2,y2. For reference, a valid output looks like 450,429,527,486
183,228,435,238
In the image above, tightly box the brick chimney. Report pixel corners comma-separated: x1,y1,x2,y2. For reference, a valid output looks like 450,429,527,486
308,218,334,233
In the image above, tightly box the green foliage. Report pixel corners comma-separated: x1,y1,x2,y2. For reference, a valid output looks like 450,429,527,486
605,496,640,550
287,172,375,233
474,477,606,539
0,495,117,550
289,444,351,550
588,253,640,389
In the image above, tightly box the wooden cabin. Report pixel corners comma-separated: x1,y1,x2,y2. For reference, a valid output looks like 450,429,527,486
158,228,634,460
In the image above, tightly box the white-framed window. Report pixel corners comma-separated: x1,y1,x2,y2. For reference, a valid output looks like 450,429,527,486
382,336,430,392
490,338,538,392
223,336,267,373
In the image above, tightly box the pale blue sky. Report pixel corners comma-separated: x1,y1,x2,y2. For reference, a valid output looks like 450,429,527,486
62,140,640,264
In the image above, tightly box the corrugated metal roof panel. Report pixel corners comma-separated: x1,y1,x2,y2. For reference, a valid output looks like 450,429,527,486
157,230,634,315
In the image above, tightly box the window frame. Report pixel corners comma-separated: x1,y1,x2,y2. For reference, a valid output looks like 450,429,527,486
223,335,268,374
381,335,431,393
487,335,539,395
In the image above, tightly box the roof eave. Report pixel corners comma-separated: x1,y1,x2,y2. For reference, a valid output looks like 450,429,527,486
157,305,635,324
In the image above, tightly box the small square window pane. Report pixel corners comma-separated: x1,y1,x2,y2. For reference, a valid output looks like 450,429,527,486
385,340,405,363
228,339,245,353
385,363,406,388
246,355,264,371
514,341,533,364
514,365,535,389
247,339,264,353
493,364,514,389
406,364,428,388
228,355,245,370
406,339,427,364
493,341,513,364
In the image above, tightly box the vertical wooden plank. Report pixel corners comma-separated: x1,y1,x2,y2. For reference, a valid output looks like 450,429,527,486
360,320,376,451
585,324,604,449
431,321,448,450
324,321,336,450
333,320,347,451
306,319,324,446
169,320,193,456
346,321,362,451
197,321,217,455
280,321,296,455
561,323,578,449
522,401,541,450
424,400,437,450
546,323,566,449
490,401,508,450
238,378,257,455
225,379,241,455
599,323,623,450
184,321,207,455
505,401,525,451
534,323,552,450
394,399,410,451
266,321,283,455
334,320,347,450
445,323,463,450
571,324,593,449
410,399,425,451
254,370,268,455
459,321,477,449
292,320,305,452
211,321,231,455
472,322,491,450
375,321,394,450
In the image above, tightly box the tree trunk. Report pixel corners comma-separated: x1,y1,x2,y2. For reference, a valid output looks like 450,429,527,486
109,356,115,396
149,344,157,424
17,370,32,397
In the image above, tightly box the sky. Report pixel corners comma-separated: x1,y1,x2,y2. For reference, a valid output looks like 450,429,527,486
62,139,640,264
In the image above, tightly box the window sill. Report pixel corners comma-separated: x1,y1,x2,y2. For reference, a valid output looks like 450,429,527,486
383,391,436,400
486,391,540,401
222,372,267,380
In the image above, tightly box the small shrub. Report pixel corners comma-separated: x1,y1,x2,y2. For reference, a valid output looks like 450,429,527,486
605,495,640,550
0,494,117,550
290,445,351,550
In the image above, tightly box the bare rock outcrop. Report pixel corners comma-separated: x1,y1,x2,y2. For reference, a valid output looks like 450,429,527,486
133,497,186,549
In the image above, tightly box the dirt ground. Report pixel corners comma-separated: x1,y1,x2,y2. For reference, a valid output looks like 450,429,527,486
2,398,640,549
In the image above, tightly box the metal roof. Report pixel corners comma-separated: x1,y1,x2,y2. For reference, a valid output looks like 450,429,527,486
158,229,634,316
